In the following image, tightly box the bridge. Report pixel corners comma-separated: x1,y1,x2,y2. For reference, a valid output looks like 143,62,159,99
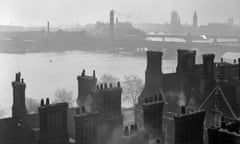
145,33,240,43
145,33,207,42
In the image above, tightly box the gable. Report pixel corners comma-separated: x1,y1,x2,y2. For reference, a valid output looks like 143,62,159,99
200,86,237,119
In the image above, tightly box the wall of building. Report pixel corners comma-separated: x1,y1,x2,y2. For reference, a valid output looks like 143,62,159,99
38,100,69,144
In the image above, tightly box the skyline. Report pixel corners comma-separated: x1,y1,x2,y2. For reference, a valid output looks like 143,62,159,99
0,0,239,27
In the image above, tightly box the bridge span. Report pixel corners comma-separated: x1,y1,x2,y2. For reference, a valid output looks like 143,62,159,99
145,33,240,43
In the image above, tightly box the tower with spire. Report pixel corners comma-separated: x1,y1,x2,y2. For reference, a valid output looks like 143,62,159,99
193,11,198,28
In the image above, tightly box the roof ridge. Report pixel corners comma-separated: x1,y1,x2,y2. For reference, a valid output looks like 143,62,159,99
199,87,217,109
159,87,168,104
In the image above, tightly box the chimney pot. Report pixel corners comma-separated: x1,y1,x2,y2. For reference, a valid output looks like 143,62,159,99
93,70,96,78
117,81,121,87
40,99,44,106
104,83,108,89
16,72,21,82
46,98,50,105
81,69,85,76
81,106,85,113
76,107,80,114
181,106,186,114
124,126,129,136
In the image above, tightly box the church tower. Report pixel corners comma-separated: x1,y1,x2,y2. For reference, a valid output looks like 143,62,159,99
193,11,198,28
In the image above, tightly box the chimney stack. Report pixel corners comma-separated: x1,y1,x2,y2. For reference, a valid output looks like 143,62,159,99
12,72,27,117
40,99,44,106
146,51,163,74
117,81,121,87
177,49,196,74
81,106,85,113
46,98,50,105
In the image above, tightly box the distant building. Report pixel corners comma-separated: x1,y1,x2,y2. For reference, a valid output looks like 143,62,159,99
110,10,115,38
170,11,181,27
193,11,198,28
228,17,234,26
170,11,182,33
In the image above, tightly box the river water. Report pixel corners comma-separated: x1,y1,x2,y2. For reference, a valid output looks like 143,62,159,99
0,50,176,117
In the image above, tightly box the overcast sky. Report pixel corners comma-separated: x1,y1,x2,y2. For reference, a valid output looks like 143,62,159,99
0,0,239,26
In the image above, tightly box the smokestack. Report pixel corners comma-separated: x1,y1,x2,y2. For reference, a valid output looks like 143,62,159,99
47,21,50,32
181,106,186,114
109,10,115,38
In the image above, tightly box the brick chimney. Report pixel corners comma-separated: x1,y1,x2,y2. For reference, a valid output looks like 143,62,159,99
145,51,163,86
12,72,27,118
174,110,206,144
200,54,215,94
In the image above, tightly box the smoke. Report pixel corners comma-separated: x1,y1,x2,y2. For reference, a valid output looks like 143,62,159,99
120,127,162,144
177,92,186,107
166,91,186,107
77,93,93,112
106,126,122,144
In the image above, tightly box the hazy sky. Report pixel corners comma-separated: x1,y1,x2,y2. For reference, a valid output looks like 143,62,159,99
0,0,239,26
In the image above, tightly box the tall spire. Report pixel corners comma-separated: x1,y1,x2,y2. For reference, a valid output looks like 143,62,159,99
193,10,198,28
